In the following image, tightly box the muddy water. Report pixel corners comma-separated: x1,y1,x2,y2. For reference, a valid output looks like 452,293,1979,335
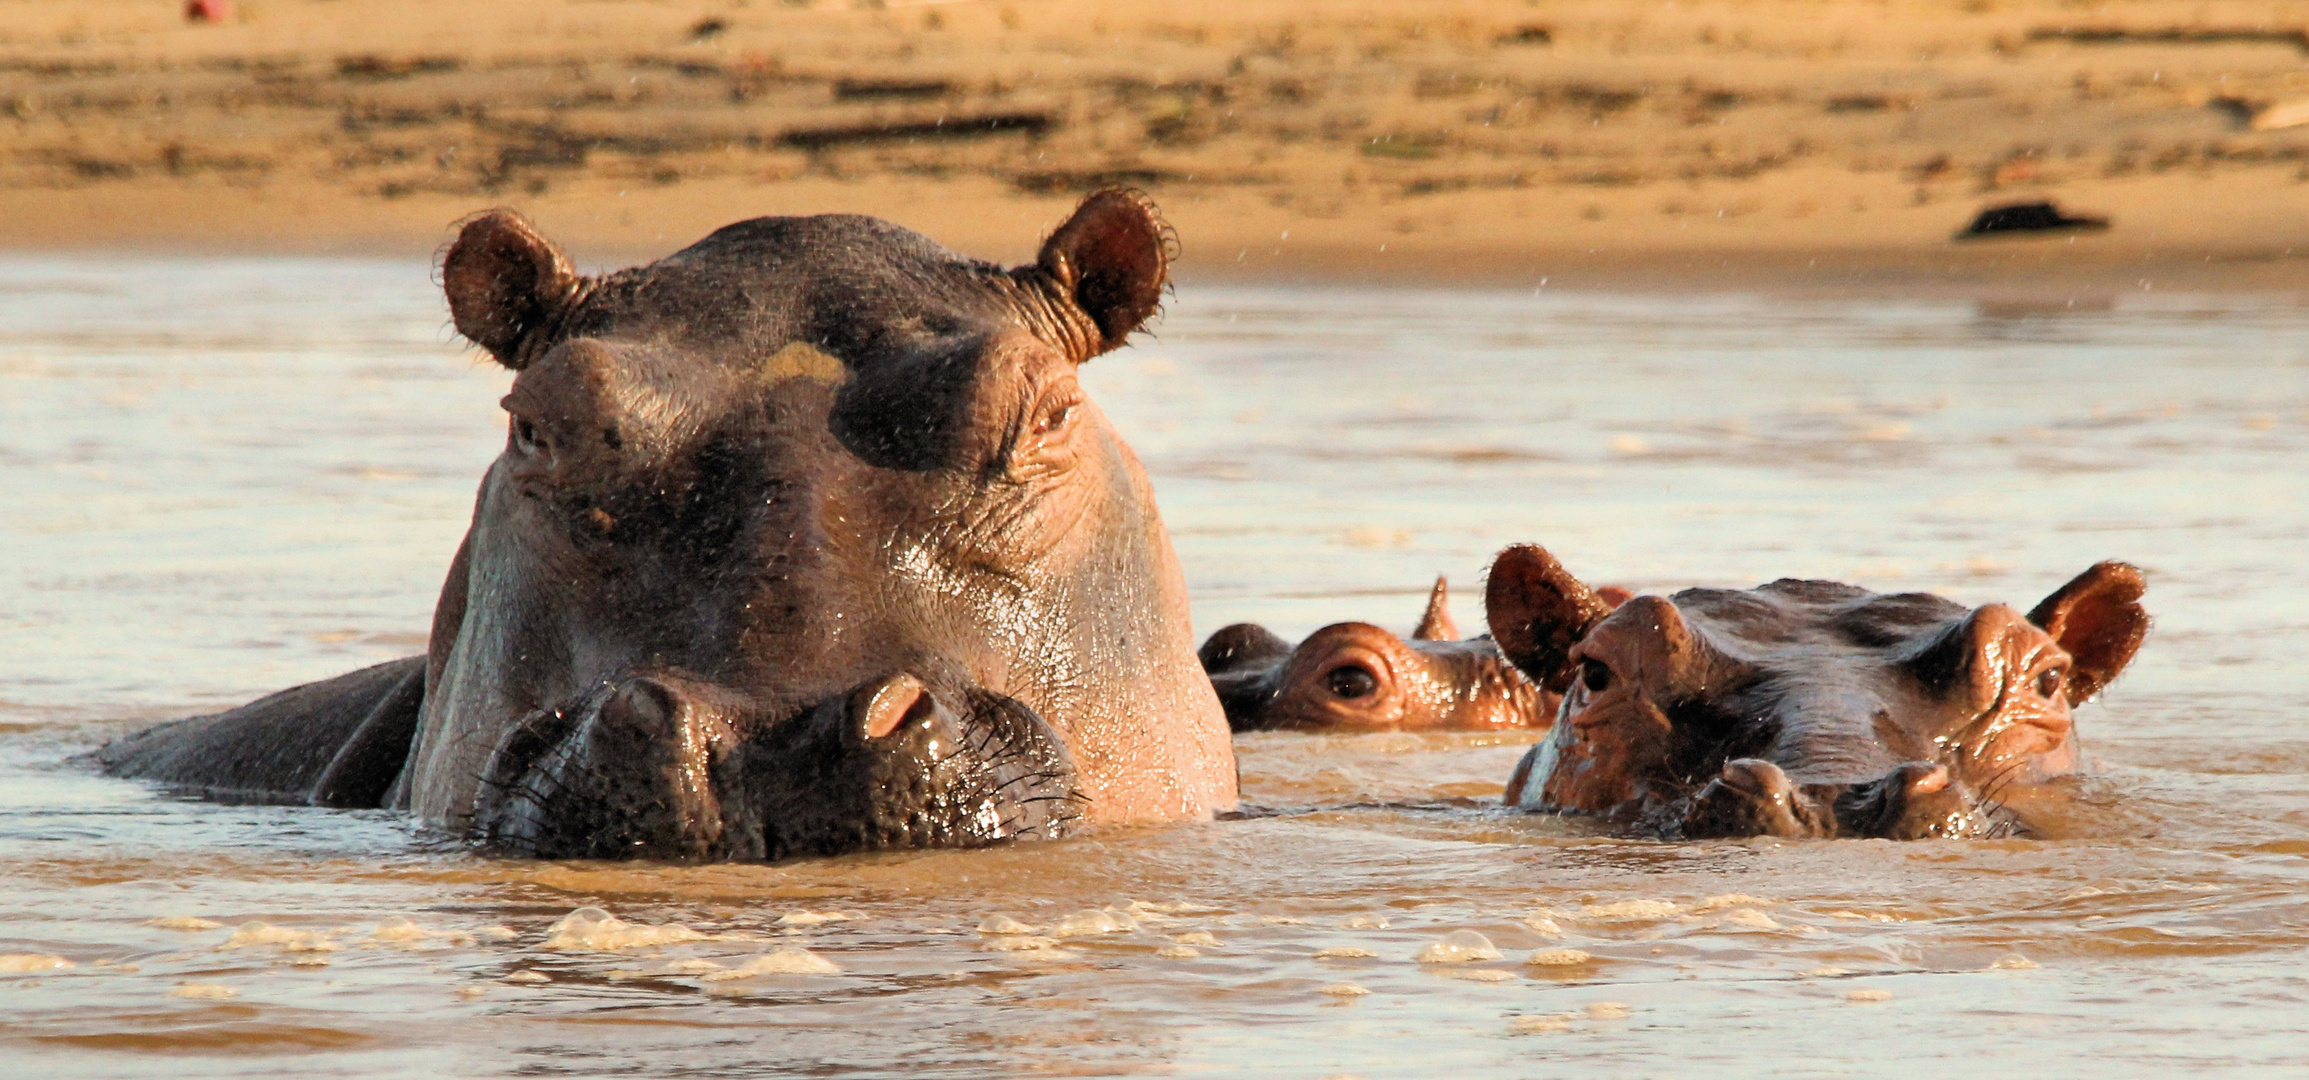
5,262,2309,1076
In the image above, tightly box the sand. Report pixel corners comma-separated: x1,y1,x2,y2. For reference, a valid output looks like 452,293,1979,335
3,0,2307,290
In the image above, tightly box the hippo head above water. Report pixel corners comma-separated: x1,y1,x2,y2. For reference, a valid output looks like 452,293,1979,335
97,190,1238,860
1197,578,1554,732
1485,545,2148,839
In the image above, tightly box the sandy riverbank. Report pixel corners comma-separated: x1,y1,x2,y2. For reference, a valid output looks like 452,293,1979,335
4,0,2308,291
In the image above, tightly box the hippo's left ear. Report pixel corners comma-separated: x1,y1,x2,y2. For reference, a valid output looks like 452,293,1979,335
442,210,582,369
2027,561,2149,704
1485,545,1615,692
1034,189,1171,359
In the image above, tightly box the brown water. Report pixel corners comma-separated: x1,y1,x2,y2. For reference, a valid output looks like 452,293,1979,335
4,263,2308,1076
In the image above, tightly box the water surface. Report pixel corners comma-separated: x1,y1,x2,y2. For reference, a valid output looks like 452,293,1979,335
4,261,2307,1076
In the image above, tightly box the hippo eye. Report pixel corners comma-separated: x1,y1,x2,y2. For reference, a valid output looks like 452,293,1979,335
1035,402,1074,435
1325,664,1378,700
512,417,545,457
1580,658,1613,693
2036,667,2065,699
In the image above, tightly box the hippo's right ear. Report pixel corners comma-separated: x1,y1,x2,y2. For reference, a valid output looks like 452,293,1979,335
1034,189,1171,360
1484,545,1615,692
2028,560,2149,704
442,210,581,369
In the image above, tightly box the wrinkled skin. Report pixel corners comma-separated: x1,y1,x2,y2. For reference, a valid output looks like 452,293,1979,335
95,190,1238,860
1199,578,1553,732
1487,544,2148,839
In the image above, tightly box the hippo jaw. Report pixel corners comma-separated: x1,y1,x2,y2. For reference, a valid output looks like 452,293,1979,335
1488,545,2147,839
470,672,1082,861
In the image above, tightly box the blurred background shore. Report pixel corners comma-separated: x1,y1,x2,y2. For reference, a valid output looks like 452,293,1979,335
4,0,2307,290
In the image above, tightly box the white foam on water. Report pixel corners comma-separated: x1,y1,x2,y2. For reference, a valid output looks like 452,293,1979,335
657,958,726,975
220,921,339,953
976,915,1042,935
144,916,223,932
776,910,859,927
1576,900,1680,922
1716,908,1781,930
170,982,236,999
1440,968,1514,983
983,935,1063,952
1523,916,1564,938
1173,931,1221,947
1319,982,1370,997
1127,900,1224,917
1337,914,1389,930
698,948,839,980
1526,949,1593,967
1809,966,1852,977
1847,989,1893,1003
1585,1001,1632,1019
1052,908,1137,937
367,916,479,949
1694,894,1774,911
1989,954,2040,970
0,954,72,973
1314,947,1376,959
543,907,705,951
1508,1014,1574,1034
1416,931,1502,963
502,970,549,984
1156,945,1199,959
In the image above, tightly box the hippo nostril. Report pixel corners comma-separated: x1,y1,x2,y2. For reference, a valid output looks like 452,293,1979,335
603,678,681,736
1580,657,1612,693
856,673,936,740
1325,664,1379,700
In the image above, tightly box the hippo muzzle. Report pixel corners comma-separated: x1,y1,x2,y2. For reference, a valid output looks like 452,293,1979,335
472,672,1083,861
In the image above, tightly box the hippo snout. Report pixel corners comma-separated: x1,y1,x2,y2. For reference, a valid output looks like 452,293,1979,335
472,672,1083,861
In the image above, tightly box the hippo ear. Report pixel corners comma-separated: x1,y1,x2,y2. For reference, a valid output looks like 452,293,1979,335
1412,576,1459,641
1484,545,1614,692
2028,561,2149,705
1035,189,1170,359
442,210,581,369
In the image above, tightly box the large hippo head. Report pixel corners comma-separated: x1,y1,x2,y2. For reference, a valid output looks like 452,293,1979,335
99,191,1236,861
1197,578,1553,732
413,191,1238,858
1485,545,2147,839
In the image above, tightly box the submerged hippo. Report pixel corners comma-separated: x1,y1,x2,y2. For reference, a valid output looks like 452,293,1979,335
96,190,1238,860
1484,545,2147,839
1198,578,1556,731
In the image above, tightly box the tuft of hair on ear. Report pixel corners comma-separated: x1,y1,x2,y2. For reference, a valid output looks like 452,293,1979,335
1484,544,1614,692
1034,188,1174,359
2027,560,2149,705
440,209,580,369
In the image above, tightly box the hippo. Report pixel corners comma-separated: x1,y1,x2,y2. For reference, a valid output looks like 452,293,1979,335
95,190,1238,860
1483,545,2147,839
1197,577,1558,732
